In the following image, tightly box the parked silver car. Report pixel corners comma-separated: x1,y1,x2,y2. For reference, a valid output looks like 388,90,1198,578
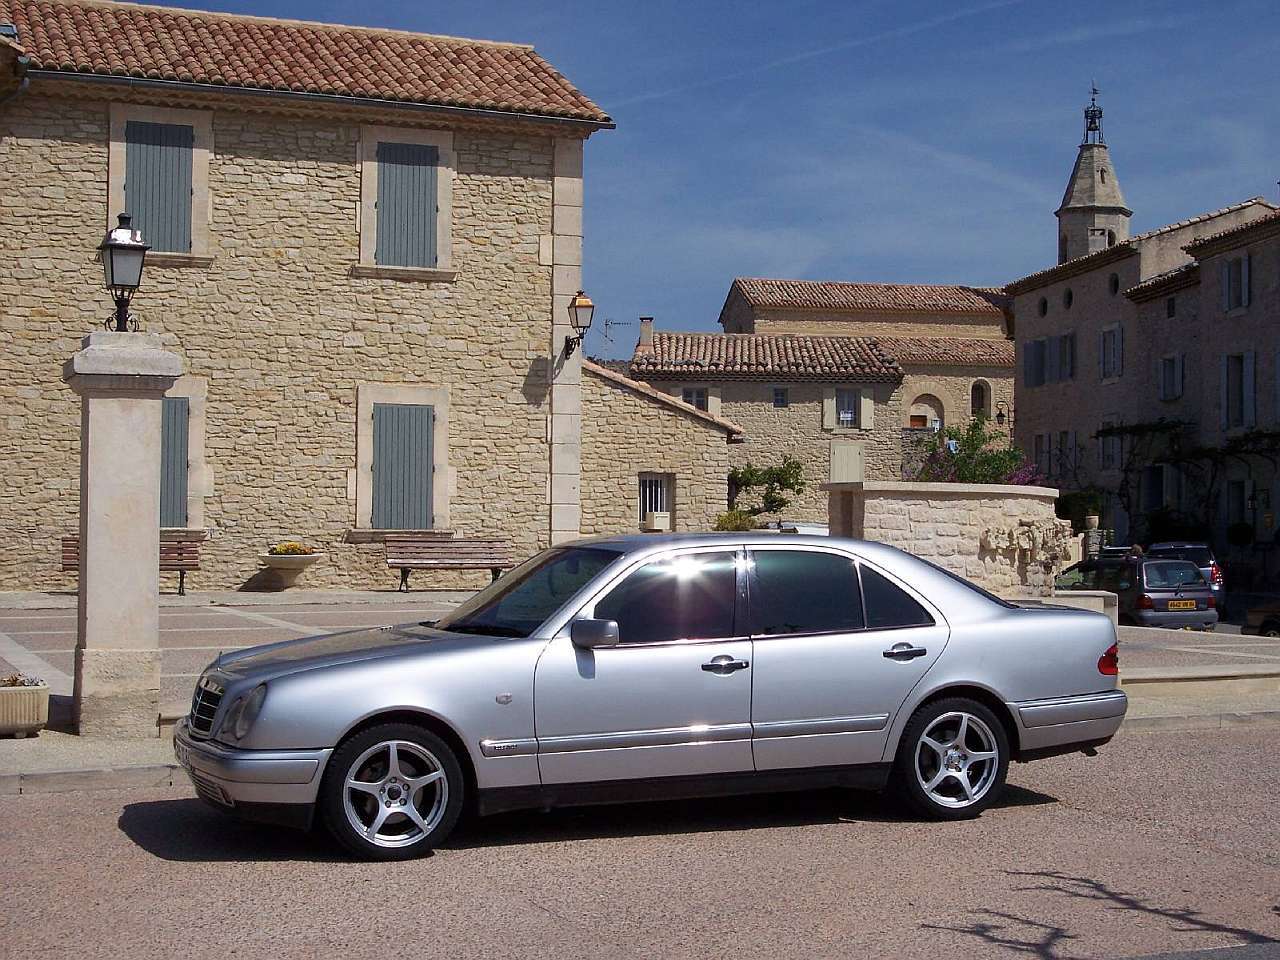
174,534,1127,860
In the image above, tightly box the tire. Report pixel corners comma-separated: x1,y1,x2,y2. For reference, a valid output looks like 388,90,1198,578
320,722,465,861
890,697,1010,821
1261,622,1280,638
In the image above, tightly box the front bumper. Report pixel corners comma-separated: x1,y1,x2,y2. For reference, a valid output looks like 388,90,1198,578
1134,609,1218,630
174,718,332,829
1012,689,1128,758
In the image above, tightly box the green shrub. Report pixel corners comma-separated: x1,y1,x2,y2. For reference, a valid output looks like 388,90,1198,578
713,509,757,532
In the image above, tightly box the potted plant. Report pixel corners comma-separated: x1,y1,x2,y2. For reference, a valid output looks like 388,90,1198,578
1,673,49,738
258,541,325,588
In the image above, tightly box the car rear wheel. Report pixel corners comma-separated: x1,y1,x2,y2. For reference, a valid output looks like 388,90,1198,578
1261,622,1280,638
891,698,1009,820
321,723,464,861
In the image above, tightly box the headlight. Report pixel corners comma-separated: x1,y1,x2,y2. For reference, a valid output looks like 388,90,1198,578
220,684,267,741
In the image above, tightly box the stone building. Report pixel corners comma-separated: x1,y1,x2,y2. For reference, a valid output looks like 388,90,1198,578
0,0,734,591
1008,94,1278,556
627,278,1015,522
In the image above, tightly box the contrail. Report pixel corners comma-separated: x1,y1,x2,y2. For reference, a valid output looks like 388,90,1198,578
607,0,1026,108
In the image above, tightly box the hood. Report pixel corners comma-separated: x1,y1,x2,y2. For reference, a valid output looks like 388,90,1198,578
211,623,444,684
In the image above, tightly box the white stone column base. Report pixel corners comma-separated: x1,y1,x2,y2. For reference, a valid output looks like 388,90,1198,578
73,648,162,738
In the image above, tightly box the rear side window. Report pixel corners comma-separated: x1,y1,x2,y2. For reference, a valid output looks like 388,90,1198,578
596,551,737,644
860,566,934,629
749,550,864,635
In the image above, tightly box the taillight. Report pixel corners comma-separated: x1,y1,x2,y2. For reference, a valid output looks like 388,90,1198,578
1098,642,1119,676
1207,595,1215,608
1139,594,1154,609
1210,562,1223,585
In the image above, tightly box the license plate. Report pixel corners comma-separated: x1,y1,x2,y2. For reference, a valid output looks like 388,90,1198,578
174,738,191,768
1168,600,1197,610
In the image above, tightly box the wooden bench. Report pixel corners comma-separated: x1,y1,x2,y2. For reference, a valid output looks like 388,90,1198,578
385,535,514,591
61,534,203,596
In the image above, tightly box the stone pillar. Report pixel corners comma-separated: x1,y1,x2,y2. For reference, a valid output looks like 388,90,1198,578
548,137,584,545
63,332,182,737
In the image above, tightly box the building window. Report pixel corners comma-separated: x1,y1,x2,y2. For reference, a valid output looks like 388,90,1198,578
1107,230,1117,247
1099,422,1120,470
1037,297,1048,317
1159,355,1183,401
1223,353,1256,429
359,126,454,273
836,388,859,428
1025,338,1047,387
160,396,190,527
682,387,709,411
638,472,674,526
1100,167,1108,184
1142,465,1167,512
1223,256,1251,310
970,381,989,418
1109,273,1120,296
1056,430,1072,478
1166,296,1176,319
1033,434,1050,474
772,387,789,408
1063,288,1074,309
1100,326,1123,380
1058,234,1068,264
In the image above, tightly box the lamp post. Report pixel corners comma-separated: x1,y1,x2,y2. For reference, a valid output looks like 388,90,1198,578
97,213,149,332
563,289,595,358
995,400,1014,429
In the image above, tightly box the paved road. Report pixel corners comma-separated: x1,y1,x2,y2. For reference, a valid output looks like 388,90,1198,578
2,724,1276,960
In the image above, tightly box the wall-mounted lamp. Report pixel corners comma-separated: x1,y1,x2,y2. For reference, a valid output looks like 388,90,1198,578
563,289,595,358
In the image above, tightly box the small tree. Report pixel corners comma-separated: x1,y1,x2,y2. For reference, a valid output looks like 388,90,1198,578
911,417,1040,485
722,456,806,524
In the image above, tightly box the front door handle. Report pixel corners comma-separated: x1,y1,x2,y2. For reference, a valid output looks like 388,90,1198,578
702,655,750,674
883,643,928,661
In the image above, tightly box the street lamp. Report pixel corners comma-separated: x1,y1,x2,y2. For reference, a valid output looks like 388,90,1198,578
563,289,595,358
995,400,1013,429
98,213,149,332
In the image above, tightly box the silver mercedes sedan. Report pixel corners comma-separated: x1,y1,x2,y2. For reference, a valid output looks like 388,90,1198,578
174,534,1127,860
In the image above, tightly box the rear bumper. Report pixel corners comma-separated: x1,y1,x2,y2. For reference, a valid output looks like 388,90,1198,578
174,719,330,828
1011,690,1128,758
1134,609,1217,629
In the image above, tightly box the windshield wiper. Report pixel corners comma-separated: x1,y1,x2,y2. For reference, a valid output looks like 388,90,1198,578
436,623,527,638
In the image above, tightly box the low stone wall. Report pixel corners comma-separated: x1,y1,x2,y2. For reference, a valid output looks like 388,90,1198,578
824,480,1069,598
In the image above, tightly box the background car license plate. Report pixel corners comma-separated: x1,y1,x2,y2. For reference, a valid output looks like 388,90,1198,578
1168,600,1196,610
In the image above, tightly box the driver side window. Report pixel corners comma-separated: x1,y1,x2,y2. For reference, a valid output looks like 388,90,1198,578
594,551,738,644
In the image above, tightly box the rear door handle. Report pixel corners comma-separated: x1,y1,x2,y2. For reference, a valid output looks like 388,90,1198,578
702,655,750,674
882,643,928,661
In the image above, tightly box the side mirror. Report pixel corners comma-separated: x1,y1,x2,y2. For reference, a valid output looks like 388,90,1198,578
571,618,619,649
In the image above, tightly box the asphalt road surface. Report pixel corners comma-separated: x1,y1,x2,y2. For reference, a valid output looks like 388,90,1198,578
3,724,1277,960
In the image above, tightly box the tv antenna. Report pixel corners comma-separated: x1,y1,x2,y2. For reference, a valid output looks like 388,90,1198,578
600,317,633,345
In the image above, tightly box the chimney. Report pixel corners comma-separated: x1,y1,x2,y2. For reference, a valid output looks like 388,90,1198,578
635,316,654,356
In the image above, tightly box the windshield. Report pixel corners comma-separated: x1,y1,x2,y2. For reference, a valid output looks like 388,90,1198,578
1143,560,1206,588
433,546,622,638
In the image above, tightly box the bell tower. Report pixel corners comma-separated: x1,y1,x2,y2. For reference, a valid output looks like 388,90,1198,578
1055,88,1132,264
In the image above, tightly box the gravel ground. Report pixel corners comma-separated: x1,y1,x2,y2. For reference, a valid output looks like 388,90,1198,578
1,725,1276,960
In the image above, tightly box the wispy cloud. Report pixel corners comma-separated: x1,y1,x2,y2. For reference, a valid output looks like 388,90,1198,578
606,0,1026,108
995,14,1197,54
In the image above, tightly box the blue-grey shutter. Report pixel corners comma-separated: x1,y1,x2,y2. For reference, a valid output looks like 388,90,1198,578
375,142,438,268
125,121,193,253
1045,335,1060,384
1244,350,1257,428
1220,355,1230,429
1220,261,1231,311
371,403,434,529
1241,254,1251,307
160,396,189,528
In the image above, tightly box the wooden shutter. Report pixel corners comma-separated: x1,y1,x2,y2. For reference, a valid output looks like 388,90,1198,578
160,396,189,528
1244,350,1257,428
1118,325,1125,376
1176,354,1185,399
375,142,438,268
1045,336,1060,383
371,403,434,529
1220,261,1231,311
1220,355,1230,429
858,389,874,429
125,121,193,253
1241,255,1251,307
1098,331,1105,380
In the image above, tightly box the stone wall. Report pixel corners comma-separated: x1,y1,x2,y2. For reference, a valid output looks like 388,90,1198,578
718,381,904,522
899,365,1014,434
580,367,733,535
0,84,580,591
825,480,1068,597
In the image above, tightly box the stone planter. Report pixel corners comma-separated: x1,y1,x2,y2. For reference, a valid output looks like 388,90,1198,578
1084,514,1100,530
257,553,325,590
0,684,50,737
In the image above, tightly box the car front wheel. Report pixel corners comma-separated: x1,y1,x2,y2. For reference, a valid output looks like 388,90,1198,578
891,698,1009,820
321,722,465,861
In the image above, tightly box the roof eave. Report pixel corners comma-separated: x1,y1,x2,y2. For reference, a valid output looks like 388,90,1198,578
1006,243,1138,295
1183,216,1280,258
25,69,616,131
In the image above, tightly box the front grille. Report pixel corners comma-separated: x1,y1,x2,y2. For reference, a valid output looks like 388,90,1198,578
188,676,224,736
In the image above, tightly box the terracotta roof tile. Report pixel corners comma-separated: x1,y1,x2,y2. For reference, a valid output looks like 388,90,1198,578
0,0,610,122
583,360,745,438
874,336,1014,368
731,277,1008,316
630,333,902,382
1124,262,1199,302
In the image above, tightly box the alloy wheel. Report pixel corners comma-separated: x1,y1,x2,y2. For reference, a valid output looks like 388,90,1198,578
342,740,449,848
913,711,1000,809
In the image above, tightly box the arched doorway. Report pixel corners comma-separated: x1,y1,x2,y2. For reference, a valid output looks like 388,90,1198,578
909,394,944,431
971,381,990,419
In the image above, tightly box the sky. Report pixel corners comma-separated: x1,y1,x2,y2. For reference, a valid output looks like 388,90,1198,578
154,0,1280,357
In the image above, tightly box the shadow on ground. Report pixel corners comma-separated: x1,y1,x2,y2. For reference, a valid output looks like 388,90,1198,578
925,869,1279,959
119,783,1057,862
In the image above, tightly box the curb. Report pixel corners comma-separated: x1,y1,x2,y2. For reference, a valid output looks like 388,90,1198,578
1121,710,1280,733
0,763,181,796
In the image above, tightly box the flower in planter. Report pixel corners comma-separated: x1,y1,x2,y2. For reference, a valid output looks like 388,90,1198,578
267,541,316,556
1,673,45,687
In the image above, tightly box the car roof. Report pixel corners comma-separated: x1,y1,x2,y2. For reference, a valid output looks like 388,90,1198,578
1148,542,1213,550
570,531,895,558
